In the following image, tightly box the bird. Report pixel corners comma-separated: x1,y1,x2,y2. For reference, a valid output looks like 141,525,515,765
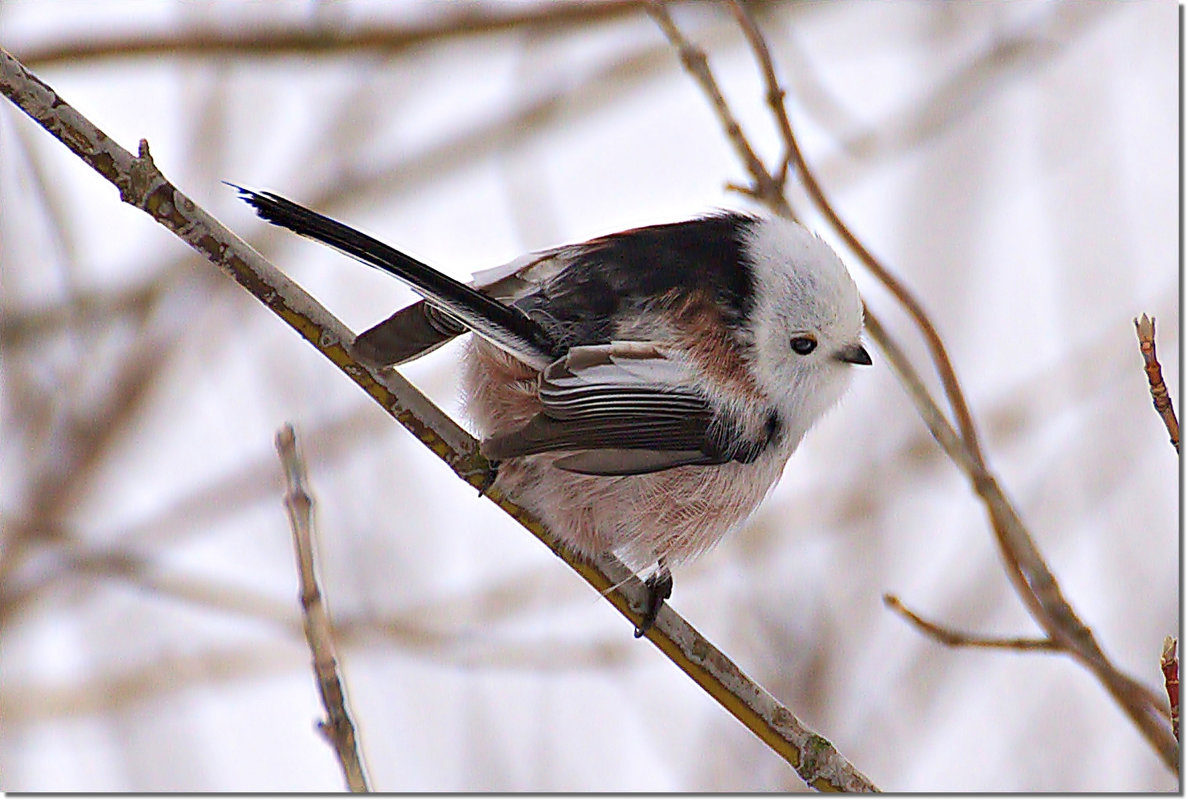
234,186,871,637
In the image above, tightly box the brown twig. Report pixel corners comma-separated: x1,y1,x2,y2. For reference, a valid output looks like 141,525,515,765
883,595,1058,652
275,424,370,792
720,4,799,194
17,1,652,67
1134,314,1179,452
647,0,1177,771
646,3,790,215
0,45,876,794
1162,637,1180,742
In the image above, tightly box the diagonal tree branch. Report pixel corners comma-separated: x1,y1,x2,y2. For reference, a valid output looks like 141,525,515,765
0,45,876,793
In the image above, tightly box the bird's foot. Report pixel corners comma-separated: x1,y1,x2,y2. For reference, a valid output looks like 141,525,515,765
476,459,501,496
633,562,673,638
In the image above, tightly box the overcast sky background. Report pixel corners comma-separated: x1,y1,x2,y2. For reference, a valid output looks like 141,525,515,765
0,0,1179,792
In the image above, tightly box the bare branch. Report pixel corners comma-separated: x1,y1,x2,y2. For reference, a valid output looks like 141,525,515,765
1135,314,1179,452
721,3,798,190
647,1,1177,771
883,595,1058,652
646,2,790,215
276,424,370,792
18,1,652,67
0,45,877,794
1162,637,1179,742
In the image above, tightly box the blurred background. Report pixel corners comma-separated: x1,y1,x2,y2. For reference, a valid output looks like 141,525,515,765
0,0,1178,791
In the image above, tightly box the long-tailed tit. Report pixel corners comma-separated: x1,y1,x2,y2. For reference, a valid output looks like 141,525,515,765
235,188,871,637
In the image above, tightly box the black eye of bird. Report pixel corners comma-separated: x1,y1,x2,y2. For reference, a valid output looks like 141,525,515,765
790,336,817,355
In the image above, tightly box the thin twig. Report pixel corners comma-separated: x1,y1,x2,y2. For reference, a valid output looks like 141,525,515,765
17,1,652,67
276,424,370,792
1134,314,1179,452
1162,637,1179,742
646,2,789,214
883,595,1058,652
720,3,798,190
0,45,877,794
648,0,1177,771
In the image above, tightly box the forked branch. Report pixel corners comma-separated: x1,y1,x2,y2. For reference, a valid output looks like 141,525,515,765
646,0,1176,771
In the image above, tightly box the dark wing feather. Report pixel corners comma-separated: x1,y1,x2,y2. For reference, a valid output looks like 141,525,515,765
352,300,467,368
480,343,734,476
550,449,718,477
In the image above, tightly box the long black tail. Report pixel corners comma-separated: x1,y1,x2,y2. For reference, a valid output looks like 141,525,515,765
232,186,561,369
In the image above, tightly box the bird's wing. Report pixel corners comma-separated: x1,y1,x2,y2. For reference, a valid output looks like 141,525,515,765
233,187,562,370
481,342,743,476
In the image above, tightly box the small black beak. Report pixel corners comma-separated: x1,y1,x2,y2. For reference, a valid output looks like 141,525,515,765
837,343,872,366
